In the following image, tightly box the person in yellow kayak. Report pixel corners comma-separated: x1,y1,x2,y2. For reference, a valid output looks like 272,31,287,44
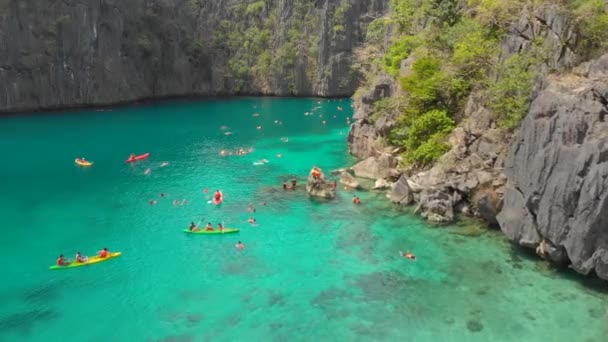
56,254,70,266
205,222,214,231
98,247,110,258
75,252,88,263
189,222,200,232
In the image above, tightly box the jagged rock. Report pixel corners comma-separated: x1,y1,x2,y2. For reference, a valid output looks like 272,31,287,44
347,121,382,159
351,154,397,180
390,174,413,205
497,54,608,280
475,189,503,227
339,171,360,189
415,190,456,224
373,179,391,190
306,175,336,199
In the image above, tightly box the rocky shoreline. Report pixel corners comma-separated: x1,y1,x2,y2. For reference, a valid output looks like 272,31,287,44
345,51,608,281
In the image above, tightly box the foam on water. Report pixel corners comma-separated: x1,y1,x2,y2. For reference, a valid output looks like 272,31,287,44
0,98,606,341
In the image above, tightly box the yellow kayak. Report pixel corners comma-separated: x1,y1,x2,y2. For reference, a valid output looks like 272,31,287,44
75,158,93,166
49,252,121,270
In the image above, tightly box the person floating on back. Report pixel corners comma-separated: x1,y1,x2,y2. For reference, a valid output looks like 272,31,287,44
400,251,416,260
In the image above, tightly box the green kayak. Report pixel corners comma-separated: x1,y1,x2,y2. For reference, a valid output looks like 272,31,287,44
183,228,239,234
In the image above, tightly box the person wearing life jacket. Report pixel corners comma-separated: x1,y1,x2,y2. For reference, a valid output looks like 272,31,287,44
56,254,70,266
98,248,110,258
205,223,214,231
75,252,88,263
214,190,222,202
128,153,136,161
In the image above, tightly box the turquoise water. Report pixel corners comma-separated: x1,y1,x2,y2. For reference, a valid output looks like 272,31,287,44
0,98,606,341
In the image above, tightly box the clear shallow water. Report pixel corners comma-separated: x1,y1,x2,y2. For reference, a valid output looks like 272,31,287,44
0,98,606,341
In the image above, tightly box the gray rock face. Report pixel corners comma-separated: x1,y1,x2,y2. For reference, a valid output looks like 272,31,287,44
351,154,397,180
306,175,336,199
339,170,360,189
415,190,456,224
0,0,387,112
497,54,608,280
373,178,391,190
389,174,412,205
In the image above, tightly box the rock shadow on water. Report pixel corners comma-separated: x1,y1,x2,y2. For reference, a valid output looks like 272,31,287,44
466,319,484,333
350,271,413,302
22,281,63,304
0,309,59,334
267,290,286,307
185,314,203,326
311,287,353,310
156,334,194,342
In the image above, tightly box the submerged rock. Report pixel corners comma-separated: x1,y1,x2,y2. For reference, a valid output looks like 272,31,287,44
497,54,608,280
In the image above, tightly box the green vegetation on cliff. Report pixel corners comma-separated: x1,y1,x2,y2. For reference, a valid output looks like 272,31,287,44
356,0,607,166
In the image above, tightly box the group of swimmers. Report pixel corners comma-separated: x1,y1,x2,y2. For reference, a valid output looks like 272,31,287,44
283,179,297,190
220,148,254,157
56,248,110,266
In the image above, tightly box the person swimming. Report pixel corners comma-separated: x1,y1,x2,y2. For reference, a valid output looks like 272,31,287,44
352,196,362,204
248,203,256,213
248,217,257,224
214,190,222,202
400,251,416,260
291,179,297,189
149,200,157,205
205,223,214,231
98,247,109,258
235,241,245,250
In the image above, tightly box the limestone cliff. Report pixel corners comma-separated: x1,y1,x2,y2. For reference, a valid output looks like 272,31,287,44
0,0,387,112
497,55,608,280
347,1,608,278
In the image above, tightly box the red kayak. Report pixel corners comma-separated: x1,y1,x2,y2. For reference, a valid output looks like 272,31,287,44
126,153,150,163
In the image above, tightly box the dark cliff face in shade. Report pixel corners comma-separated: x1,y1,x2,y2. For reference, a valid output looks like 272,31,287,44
0,0,387,112
497,54,608,280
